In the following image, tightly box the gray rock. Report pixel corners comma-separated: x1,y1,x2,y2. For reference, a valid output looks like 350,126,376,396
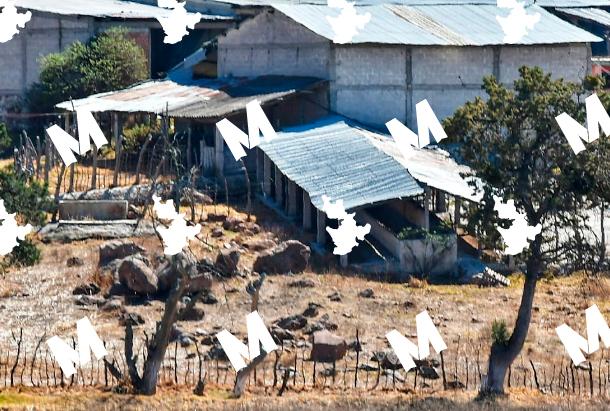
310,330,347,363
156,262,212,294
74,295,105,306
215,248,240,277
289,279,316,288
302,302,321,318
358,288,374,298
253,240,310,274
418,365,440,379
276,314,308,331
211,227,223,238
99,240,146,266
72,282,100,296
39,221,155,243
118,257,158,295
468,267,511,287
100,297,123,312
243,239,276,252
178,305,205,322
222,216,244,231
67,257,84,267
328,291,342,302
119,312,145,326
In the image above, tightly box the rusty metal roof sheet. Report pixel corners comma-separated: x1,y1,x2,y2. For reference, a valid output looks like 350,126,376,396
56,76,325,118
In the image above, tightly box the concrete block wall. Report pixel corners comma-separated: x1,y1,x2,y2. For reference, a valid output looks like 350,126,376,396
218,10,592,129
218,10,331,79
0,12,94,103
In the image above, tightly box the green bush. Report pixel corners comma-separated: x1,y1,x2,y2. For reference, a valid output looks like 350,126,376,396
397,220,454,240
27,28,148,113
491,320,510,346
0,168,55,226
122,123,159,153
7,239,41,267
0,123,11,156
0,169,54,268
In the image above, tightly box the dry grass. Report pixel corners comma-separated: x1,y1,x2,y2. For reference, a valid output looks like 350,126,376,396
0,387,607,410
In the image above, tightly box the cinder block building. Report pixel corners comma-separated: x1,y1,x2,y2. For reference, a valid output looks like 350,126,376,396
216,1,601,128
0,0,234,112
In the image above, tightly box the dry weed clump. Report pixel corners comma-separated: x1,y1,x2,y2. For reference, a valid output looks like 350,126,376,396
407,276,428,289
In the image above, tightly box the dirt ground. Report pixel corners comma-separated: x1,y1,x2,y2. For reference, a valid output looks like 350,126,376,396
0,202,608,408
0,387,608,411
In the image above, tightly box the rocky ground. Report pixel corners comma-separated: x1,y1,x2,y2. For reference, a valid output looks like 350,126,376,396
0,202,608,405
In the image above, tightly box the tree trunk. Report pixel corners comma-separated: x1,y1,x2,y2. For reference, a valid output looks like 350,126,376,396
125,253,196,395
480,239,542,396
600,201,606,265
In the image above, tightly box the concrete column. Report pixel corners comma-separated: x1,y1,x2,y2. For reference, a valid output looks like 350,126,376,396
316,209,326,244
436,190,446,212
454,197,461,229
423,187,430,230
340,254,348,267
303,191,312,230
287,180,297,216
263,154,272,196
256,148,264,187
214,126,224,178
274,165,283,205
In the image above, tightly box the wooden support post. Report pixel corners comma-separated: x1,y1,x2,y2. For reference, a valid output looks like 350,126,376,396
274,165,283,206
263,154,272,196
187,126,192,170
424,187,431,231
340,254,348,268
214,126,224,178
436,190,446,212
44,137,50,185
303,191,312,230
317,209,326,245
256,148,264,188
454,197,461,229
112,113,122,187
286,180,297,216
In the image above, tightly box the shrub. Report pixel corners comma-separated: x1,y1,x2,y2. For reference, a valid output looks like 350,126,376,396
122,123,159,153
27,28,148,113
7,239,41,267
491,320,510,346
0,168,54,226
0,123,11,156
0,169,54,268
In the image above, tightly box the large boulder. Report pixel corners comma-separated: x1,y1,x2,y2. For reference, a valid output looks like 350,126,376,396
156,262,212,294
215,248,240,277
99,240,146,266
118,257,158,295
253,240,310,274
310,330,347,363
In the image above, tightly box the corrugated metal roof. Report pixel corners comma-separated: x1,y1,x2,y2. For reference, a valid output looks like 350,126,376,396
13,0,232,20
258,116,424,211
272,3,601,45
367,135,482,202
56,76,324,119
212,0,610,8
556,7,610,26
